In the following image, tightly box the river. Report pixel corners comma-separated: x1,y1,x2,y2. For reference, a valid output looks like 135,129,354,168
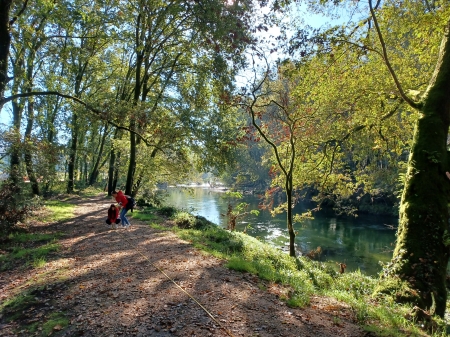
164,186,398,276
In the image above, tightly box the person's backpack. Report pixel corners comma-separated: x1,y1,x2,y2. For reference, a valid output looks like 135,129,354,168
125,195,136,212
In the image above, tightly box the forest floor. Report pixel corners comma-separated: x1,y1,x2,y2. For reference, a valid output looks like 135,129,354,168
0,194,373,337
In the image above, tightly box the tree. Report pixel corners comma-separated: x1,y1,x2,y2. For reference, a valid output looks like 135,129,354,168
238,56,309,257
367,1,450,318
0,0,14,111
285,0,450,316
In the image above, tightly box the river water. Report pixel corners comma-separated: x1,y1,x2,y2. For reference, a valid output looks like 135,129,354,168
164,186,398,276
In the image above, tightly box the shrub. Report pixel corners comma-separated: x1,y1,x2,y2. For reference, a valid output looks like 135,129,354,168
172,211,196,228
0,182,37,236
157,206,177,217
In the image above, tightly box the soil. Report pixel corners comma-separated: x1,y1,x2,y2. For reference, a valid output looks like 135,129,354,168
0,194,371,337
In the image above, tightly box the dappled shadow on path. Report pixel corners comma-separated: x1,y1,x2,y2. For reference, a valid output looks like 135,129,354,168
0,194,366,337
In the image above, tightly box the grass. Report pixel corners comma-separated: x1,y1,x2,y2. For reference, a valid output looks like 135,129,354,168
77,185,105,197
1,292,39,321
0,232,60,271
8,232,57,243
1,288,69,335
0,201,67,270
41,312,69,335
42,200,75,222
136,205,450,337
131,207,160,222
0,197,73,335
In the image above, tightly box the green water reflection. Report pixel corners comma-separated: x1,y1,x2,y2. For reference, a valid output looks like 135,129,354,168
165,187,397,276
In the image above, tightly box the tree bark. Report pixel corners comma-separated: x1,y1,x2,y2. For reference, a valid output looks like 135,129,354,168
286,175,296,257
112,151,120,192
89,123,108,186
24,98,39,195
376,20,450,317
107,129,119,195
0,0,12,112
9,100,23,186
67,112,78,193
125,121,136,196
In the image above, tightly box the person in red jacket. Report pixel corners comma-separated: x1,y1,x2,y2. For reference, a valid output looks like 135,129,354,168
106,204,121,228
112,190,131,228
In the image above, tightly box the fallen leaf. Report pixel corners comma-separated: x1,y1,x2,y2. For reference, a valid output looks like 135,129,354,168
53,325,63,331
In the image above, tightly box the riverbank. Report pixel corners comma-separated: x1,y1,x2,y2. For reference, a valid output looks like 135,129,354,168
0,194,447,336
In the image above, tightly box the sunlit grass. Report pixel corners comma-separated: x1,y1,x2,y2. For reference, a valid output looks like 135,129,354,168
43,200,75,222
132,208,159,222
12,242,59,259
31,256,47,268
78,186,104,197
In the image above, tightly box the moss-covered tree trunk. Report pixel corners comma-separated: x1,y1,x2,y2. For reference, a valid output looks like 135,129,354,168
378,21,450,317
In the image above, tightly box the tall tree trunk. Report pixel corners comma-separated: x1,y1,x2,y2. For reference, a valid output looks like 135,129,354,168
125,14,143,196
84,155,88,184
67,113,78,193
376,20,450,317
107,149,116,195
89,123,108,186
107,129,119,195
9,101,22,186
0,0,12,112
24,98,39,195
23,49,40,196
112,151,120,192
286,175,295,257
125,121,136,196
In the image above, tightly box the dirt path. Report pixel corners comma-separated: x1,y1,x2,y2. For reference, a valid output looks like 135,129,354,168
1,194,369,337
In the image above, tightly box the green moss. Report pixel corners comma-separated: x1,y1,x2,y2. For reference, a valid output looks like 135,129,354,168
1,293,39,321
42,312,69,335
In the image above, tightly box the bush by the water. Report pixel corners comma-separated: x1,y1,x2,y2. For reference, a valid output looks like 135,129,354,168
172,211,213,230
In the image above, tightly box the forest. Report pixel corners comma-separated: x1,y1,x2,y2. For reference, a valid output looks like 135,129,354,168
1,0,450,324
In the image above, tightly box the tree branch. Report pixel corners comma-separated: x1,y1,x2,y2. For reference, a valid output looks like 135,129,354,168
9,0,28,26
369,0,420,109
0,91,165,152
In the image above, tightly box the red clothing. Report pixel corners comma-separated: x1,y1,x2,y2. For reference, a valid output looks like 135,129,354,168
108,207,120,223
114,190,128,208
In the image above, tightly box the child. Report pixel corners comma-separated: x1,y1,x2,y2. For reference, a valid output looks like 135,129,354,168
106,204,121,229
